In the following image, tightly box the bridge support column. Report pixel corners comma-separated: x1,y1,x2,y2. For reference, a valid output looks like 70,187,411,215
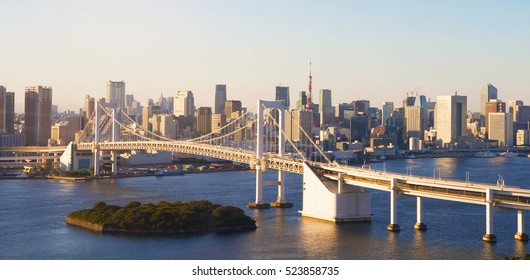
271,170,293,208
247,166,269,209
482,188,496,242
110,151,118,177
93,149,100,176
514,210,528,241
387,178,400,231
414,197,427,231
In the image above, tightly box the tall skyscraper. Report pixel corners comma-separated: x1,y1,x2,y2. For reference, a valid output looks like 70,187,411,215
484,99,506,135
284,109,312,144
107,81,125,110
196,107,212,135
404,106,427,140
296,91,307,110
480,83,498,124
84,95,95,119
173,90,195,117
275,86,290,109
319,89,333,126
214,84,227,115
224,100,242,122
382,102,394,126
0,86,15,134
24,86,52,146
489,113,513,147
434,94,467,145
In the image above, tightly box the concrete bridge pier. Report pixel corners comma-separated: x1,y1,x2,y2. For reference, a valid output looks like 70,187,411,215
514,210,528,241
414,197,427,231
387,178,400,231
93,149,100,176
271,170,293,208
482,188,496,242
110,151,118,177
247,166,270,209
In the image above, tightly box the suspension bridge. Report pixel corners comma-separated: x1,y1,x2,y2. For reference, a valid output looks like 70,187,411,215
18,100,530,242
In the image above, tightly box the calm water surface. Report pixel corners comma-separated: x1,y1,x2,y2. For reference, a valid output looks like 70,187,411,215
1,157,529,259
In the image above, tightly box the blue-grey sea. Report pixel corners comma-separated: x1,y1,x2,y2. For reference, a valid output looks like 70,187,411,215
1,157,529,259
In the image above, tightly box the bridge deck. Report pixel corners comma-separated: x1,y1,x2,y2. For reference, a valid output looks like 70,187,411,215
76,141,530,210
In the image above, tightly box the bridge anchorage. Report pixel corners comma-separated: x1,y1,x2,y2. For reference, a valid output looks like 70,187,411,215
51,99,530,242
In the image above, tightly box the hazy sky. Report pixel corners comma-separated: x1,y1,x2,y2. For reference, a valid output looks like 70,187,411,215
2,0,530,113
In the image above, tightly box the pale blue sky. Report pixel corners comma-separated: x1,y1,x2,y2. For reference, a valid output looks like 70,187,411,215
1,0,529,113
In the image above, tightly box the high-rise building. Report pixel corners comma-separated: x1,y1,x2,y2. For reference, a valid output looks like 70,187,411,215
211,113,226,134
107,81,125,110
150,114,177,140
224,100,242,122
0,86,15,134
214,84,227,115
84,95,95,119
275,86,290,109
173,90,195,117
142,105,160,131
489,113,513,147
508,100,524,122
434,94,467,145
484,100,506,135
24,86,52,146
382,102,394,126
404,106,427,140
319,89,333,126
296,91,307,110
352,100,370,114
196,107,212,135
480,83,498,124
284,109,312,144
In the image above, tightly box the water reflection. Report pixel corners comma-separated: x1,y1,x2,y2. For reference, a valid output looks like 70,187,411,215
297,218,340,259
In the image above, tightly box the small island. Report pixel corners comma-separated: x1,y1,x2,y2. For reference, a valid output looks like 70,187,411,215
66,200,257,234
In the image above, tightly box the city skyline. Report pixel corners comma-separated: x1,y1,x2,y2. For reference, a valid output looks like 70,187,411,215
1,1,529,113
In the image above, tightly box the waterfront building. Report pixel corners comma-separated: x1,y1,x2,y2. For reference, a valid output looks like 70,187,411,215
214,84,227,115
174,90,195,117
434,94,467,145
319,89,333,126
107,81,126,111
480,83,498,124
489,112,513,147
404,106,427,140
484,100,506,135
24,86,52,146
0,86,15,133
275,86,290,109
196,107,212,135
516,130,529,146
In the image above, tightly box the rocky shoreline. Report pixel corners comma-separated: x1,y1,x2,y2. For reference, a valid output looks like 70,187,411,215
65,217,256,235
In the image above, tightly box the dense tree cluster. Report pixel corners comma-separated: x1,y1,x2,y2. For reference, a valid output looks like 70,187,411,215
67,200,256,232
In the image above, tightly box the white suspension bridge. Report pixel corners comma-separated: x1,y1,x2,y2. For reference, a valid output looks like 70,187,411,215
6,100,530,242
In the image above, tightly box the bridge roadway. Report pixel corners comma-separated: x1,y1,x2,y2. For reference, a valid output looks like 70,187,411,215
77,141,530,211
